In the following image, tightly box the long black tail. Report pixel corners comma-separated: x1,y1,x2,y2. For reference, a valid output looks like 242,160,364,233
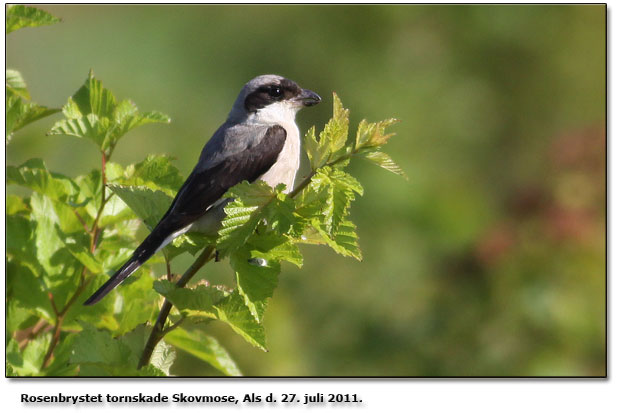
83,224,173,305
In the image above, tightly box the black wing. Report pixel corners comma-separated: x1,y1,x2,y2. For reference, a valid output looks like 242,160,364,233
84,125,286,305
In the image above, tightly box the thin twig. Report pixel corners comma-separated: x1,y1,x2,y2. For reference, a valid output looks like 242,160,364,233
161,317,185,336
138,245,215,369
72,210,90,233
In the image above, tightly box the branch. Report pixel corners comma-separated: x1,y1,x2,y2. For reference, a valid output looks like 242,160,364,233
138,245,215,369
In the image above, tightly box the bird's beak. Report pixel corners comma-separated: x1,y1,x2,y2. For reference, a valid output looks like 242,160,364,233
296,88,321,107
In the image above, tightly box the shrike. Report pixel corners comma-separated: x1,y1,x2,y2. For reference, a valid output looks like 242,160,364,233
84,75,321,305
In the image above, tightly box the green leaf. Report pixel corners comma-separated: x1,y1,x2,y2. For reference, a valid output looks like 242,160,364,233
6,195,29,215
320,92,349,158
149,340,176,376
6,5,61,34
355,118,399,149
109,99,170,144
165,328,242,376
154,281,267,351
247,231,303,268
48,70,170,153
6,214,39,269
265,190,297,235
8,334,51,376
217,181,275,256
108,184,172,230
69,325,134,366
6,90,59,143
302,167,362,235
6,158,79,202
29,193,73,279
63,241,103,274
303,125,329,170
6,69,30,99
43,334,79,377
214,291,267,350
231,246,280,322
72,70,117,119
6,300,36,337
303,219,362,261
153,280,225,319
47,113,107,147
359,150,408,179
115,274,159,336
116,154,183,195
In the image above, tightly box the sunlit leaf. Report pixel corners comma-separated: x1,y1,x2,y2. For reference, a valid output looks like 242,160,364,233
6,69,30,99
6,158,79,202
48,70,170,153
154,281,267,351
6,5,60,34
320,92,349,157
359,150,408,179
6,90,59,144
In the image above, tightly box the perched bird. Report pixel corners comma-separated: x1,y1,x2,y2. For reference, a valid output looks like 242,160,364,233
84,75,321,305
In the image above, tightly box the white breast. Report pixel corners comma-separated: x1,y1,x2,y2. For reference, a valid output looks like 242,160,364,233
248,101,302,193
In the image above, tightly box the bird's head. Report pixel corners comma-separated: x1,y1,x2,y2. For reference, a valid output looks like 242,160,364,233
228,74,321,124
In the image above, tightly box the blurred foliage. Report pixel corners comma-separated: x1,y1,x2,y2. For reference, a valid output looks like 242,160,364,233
6,5,605,376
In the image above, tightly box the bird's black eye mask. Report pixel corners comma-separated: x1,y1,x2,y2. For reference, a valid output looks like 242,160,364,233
244,80,302,112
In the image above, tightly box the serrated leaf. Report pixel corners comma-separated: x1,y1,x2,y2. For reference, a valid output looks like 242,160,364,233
165,329,242,376
247,231,303,268
303,125,329,169
110,100,170,143
307,219,362,261
214,291,267,350
72,70,117,119
69,325,134,366
108,184,172,230
217,181,275,256
48,70,170,153
6,91,59,143
320,92,349,158
48,113,108,147
231,246,280,322
265,191,297,235
149,340,176,376
155,281,267,351
117,154,183,195
355,118,399,149
359,150,408,179
6,5,61,34
6,158,79,202
153,280,224,318
302,167,362,235
6,69,30,99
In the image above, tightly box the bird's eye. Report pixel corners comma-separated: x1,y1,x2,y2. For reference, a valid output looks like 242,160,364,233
268,86,283,98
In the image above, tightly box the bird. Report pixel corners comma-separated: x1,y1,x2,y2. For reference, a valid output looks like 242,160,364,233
83,74,321,305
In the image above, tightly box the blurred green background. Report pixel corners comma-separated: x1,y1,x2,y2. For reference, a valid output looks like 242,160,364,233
6,5,606,376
